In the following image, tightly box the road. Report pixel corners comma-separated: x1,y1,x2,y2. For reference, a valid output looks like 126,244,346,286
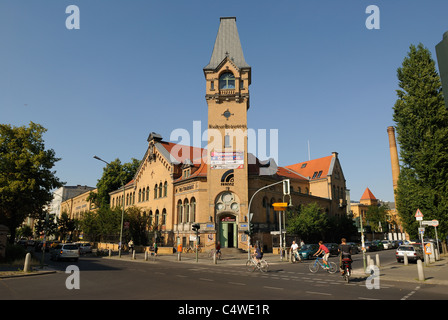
0,249,446,308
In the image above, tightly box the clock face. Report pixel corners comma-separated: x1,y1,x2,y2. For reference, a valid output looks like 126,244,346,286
216,203,224,211
230,202,239,211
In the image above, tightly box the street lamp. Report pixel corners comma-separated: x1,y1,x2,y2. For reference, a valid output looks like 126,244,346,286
93,155,126,258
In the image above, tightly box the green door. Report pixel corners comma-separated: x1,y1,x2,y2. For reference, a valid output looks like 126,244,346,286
219,222,237,248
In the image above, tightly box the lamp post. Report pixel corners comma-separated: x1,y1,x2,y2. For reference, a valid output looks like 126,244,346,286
93,155,126,258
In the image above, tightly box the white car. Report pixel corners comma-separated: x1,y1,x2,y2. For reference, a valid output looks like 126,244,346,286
77,242,92,254
50,243,80,262
381,240,392,249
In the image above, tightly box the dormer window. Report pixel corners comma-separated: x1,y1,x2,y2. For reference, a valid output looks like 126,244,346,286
219,72,235,89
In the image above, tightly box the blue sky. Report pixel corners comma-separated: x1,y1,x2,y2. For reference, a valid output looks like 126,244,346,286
1,0,448,203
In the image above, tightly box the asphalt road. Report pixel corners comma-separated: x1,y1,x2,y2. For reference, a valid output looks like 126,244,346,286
1,249,446,304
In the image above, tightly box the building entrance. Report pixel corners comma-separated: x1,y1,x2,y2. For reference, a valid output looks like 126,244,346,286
218,215,237,248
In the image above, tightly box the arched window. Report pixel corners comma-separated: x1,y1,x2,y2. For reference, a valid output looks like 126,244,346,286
146,187,149,201
149,210,153,226
162,208,167,225
163,181,168,197
177,200,183,223
154,184,158,199
155,209,160,226
184,198,190,222
219,72,235,89
190,197,196,222
159,183,163,198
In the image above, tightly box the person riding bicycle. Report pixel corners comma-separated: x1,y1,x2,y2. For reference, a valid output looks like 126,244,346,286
291,240,300,261
252,245,263,264
215,241,221,258
338,238,352,274
313,241,330,269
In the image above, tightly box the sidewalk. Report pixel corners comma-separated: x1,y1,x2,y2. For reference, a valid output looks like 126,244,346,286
108,251,448,286
352,255,448,286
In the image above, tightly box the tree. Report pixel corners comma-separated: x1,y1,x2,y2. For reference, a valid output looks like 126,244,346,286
58,212,78,242
89,158,140,208
365,204,390,233
0,122,63,244
286,202,329,242
393,43,448,241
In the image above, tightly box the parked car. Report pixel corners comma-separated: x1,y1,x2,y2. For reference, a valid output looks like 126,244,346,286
373,240,384,250
298,244,319,260
381,240,393,249
364,241,377,252
77,242,92,254
50,243,80,262
324,243,339,256
396,245,424,263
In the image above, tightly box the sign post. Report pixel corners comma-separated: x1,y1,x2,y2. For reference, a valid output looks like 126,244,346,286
422,220,440,260
415,209,427,265
273,202,288,261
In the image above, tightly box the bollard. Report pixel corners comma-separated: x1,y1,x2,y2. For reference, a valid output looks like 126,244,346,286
403,252,408,265
213,251,217,264
177,251,181,261
132,250,136,260
145,251,148,261
24,252,31,273
366,255,371,267
109,249,112,257
375,253,380,268
417,259,425,281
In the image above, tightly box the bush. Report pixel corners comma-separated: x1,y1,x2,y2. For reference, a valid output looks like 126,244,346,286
5,244,27,263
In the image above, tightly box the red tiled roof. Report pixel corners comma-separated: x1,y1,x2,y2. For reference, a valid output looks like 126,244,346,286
160,141,206,164
360,187,376,200
284,155,333,180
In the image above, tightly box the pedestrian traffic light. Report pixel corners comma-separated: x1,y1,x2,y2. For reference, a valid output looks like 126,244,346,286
192,223,200,232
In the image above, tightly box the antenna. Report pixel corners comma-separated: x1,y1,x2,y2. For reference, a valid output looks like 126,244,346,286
308,140,311,161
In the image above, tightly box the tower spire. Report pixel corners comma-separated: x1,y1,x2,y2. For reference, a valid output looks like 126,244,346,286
204,17,250,71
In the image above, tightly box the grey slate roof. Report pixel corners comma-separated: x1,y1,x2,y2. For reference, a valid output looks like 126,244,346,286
204,17,250,71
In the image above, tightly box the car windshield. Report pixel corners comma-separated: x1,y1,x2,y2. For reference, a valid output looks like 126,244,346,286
64,245,79,250
301,245,314,250
398,246,414,251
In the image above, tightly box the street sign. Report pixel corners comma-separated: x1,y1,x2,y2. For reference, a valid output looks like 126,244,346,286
422,220,439,227
272,202,288,211
415,209,423,221
418,227,425,235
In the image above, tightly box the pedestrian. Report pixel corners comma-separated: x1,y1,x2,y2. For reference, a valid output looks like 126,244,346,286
153,241,158,256
128,239,134,254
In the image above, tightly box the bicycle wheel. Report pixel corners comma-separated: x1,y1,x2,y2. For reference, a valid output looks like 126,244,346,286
246,260,256,272
328,261,338,274
309,260,319,273
259,260,268,272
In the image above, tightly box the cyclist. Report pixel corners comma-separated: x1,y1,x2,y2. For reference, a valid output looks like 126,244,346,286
338,238,352,273
215,241,221,259
313,241,330,269
291,240,300,261
252,245,263,265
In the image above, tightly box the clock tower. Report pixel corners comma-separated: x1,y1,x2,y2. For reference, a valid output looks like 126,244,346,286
203,17,251,248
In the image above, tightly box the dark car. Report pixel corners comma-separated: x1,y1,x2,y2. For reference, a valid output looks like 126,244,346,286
324,243,339,256
364,241,377,252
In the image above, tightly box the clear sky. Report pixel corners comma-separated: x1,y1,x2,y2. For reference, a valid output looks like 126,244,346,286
1,0,448,203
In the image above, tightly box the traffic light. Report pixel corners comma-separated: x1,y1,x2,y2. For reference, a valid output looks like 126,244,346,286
249,223,255,235
283,179,290,195
192,223,200,232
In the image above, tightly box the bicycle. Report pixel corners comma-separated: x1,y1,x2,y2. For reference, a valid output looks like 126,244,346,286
308,256,337,274
208,249,222,260
291,251,302,263
246,258,268,272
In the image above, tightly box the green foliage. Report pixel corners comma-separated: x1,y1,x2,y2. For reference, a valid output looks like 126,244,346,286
286,203,329,242
0,122,63,243
90,158,140,208
393,43,448,240
365,204,390,233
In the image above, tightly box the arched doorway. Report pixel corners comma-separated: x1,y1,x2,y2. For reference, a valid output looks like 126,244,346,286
218,213,237,248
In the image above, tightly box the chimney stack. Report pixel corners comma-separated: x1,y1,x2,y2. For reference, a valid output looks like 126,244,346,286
387,126,400,195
